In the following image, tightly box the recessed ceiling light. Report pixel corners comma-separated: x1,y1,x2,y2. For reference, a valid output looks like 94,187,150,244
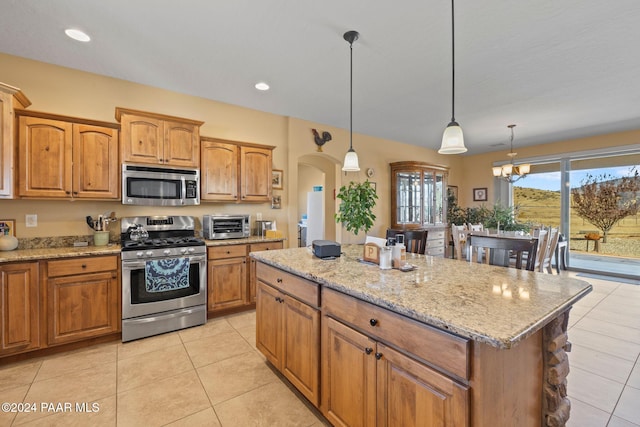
255,82,270,91
65,29,91,42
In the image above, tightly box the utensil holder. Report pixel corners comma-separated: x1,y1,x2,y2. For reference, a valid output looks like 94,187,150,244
94,231,109,246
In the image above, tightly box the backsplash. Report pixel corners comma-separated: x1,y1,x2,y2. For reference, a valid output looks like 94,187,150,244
17,233,118,250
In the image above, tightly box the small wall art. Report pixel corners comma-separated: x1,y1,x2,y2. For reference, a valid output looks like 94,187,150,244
272,169,283,190
271,195,282,209
473,187,488,202
0,219,15,236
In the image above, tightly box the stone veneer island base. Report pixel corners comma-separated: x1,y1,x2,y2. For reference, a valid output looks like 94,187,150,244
251,245,591,427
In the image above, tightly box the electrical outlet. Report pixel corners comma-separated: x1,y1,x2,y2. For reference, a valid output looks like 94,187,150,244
25,214,37,227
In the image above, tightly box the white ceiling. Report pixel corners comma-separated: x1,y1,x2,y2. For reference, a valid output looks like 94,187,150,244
1,0,640,154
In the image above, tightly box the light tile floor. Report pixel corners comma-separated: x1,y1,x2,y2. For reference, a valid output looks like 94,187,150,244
0,271,638,426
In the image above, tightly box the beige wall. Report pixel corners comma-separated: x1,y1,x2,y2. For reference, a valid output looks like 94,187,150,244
1,52,460,246
3,52,636,244
460,131,640,208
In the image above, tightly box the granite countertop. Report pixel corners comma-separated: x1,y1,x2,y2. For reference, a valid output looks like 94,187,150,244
0,244,121,262
250,244,592,349
204,236,285,247
0,236,286,263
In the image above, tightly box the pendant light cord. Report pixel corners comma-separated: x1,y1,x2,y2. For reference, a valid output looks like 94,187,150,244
349,39,354,150
451,0,456,123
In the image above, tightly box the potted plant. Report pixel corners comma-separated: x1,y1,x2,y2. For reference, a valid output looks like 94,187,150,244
335,180,378,235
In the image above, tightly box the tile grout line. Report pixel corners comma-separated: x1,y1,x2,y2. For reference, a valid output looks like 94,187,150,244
606,351,640,427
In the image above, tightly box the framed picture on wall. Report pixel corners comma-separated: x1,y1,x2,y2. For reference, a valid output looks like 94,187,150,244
272,169,284,190
271,195,282,209
0,219,15,236
473,187,488,202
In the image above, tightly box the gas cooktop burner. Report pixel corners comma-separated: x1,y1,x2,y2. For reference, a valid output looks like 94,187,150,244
122,236,205,250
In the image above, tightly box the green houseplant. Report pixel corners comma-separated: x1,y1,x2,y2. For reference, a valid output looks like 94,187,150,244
335,180,378,235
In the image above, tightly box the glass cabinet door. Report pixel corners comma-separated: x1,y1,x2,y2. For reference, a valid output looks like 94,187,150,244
396,171,421,224
390,162,448,229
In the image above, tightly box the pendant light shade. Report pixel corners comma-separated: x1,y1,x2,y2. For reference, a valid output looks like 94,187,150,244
342,30,361,172
438,0,467,155
440,121,465,154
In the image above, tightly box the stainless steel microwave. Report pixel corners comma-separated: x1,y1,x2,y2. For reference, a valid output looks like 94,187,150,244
122,164,200,206
203,214,251,239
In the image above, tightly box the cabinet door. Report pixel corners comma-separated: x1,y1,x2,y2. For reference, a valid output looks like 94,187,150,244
0,262,40,356
0,91,14,198
282,295,320,406
73,124,119,199
240,145,272,202
18,116,73,197
207,257,247,311
256,280,283,367
121,114,163,165
376,343,468,427
322,316,377,427
248,242,284,303
47,270,120,346
164,120,199,167
201,139,239,201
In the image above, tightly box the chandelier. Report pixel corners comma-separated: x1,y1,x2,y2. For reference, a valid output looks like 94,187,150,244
492,124,530,183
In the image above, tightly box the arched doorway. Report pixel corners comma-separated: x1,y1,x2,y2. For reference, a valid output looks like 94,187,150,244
297,154,341,244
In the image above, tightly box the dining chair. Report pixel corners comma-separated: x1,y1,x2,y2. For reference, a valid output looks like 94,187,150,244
532,229,548,272
539,227,560,273
468,234,538,271
386,229,428,255
451,224,468,260
468,223,484,232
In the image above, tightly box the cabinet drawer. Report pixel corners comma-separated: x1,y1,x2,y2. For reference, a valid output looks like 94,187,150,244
47,256,118,278
322,287,469,380
250,241,283,253
426,246,445,257
428,230,446,241
256,262,319,307
426,238,444,248
208,244,248,260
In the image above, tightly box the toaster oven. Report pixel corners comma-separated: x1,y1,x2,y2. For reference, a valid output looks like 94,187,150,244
203,215,251,239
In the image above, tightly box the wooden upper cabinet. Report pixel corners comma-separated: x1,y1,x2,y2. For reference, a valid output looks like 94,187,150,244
201,136,274,203
73,124,119,198
17,111,119,200
19,116,73,198
201,138,239,201
0,82,31,199
240,145,272,202
116,107,203,167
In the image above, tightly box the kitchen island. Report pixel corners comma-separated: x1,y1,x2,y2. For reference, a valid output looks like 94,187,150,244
251,245,592,427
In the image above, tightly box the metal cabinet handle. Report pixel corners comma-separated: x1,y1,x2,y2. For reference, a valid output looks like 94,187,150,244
375,352,383,360
369,318,378,327
276,278,283,283
365,347,373,355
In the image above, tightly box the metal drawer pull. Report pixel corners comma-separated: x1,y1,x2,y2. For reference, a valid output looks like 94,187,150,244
369,318,378,327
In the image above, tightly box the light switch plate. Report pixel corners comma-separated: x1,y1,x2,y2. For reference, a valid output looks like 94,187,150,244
25,214,37,227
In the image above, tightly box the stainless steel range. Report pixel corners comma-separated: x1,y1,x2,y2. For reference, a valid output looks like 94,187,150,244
121,215,207,342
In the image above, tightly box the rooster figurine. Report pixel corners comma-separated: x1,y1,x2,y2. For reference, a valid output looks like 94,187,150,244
311,129,332,152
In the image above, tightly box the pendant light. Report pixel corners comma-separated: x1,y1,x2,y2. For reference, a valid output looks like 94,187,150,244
492,124,530,183
342,30,361,172
438,0,467,154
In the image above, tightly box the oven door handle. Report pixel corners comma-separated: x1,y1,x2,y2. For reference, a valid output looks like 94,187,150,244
122,255,206,270
124,307,203,324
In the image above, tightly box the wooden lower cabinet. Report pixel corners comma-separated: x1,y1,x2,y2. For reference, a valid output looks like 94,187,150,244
321,316,468,427
0,262,40,356
45,255,120,346
208,256,247,311
255,267,320,406
208,241,284,314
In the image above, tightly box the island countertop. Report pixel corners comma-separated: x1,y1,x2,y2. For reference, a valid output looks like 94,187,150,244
250,244,592,349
